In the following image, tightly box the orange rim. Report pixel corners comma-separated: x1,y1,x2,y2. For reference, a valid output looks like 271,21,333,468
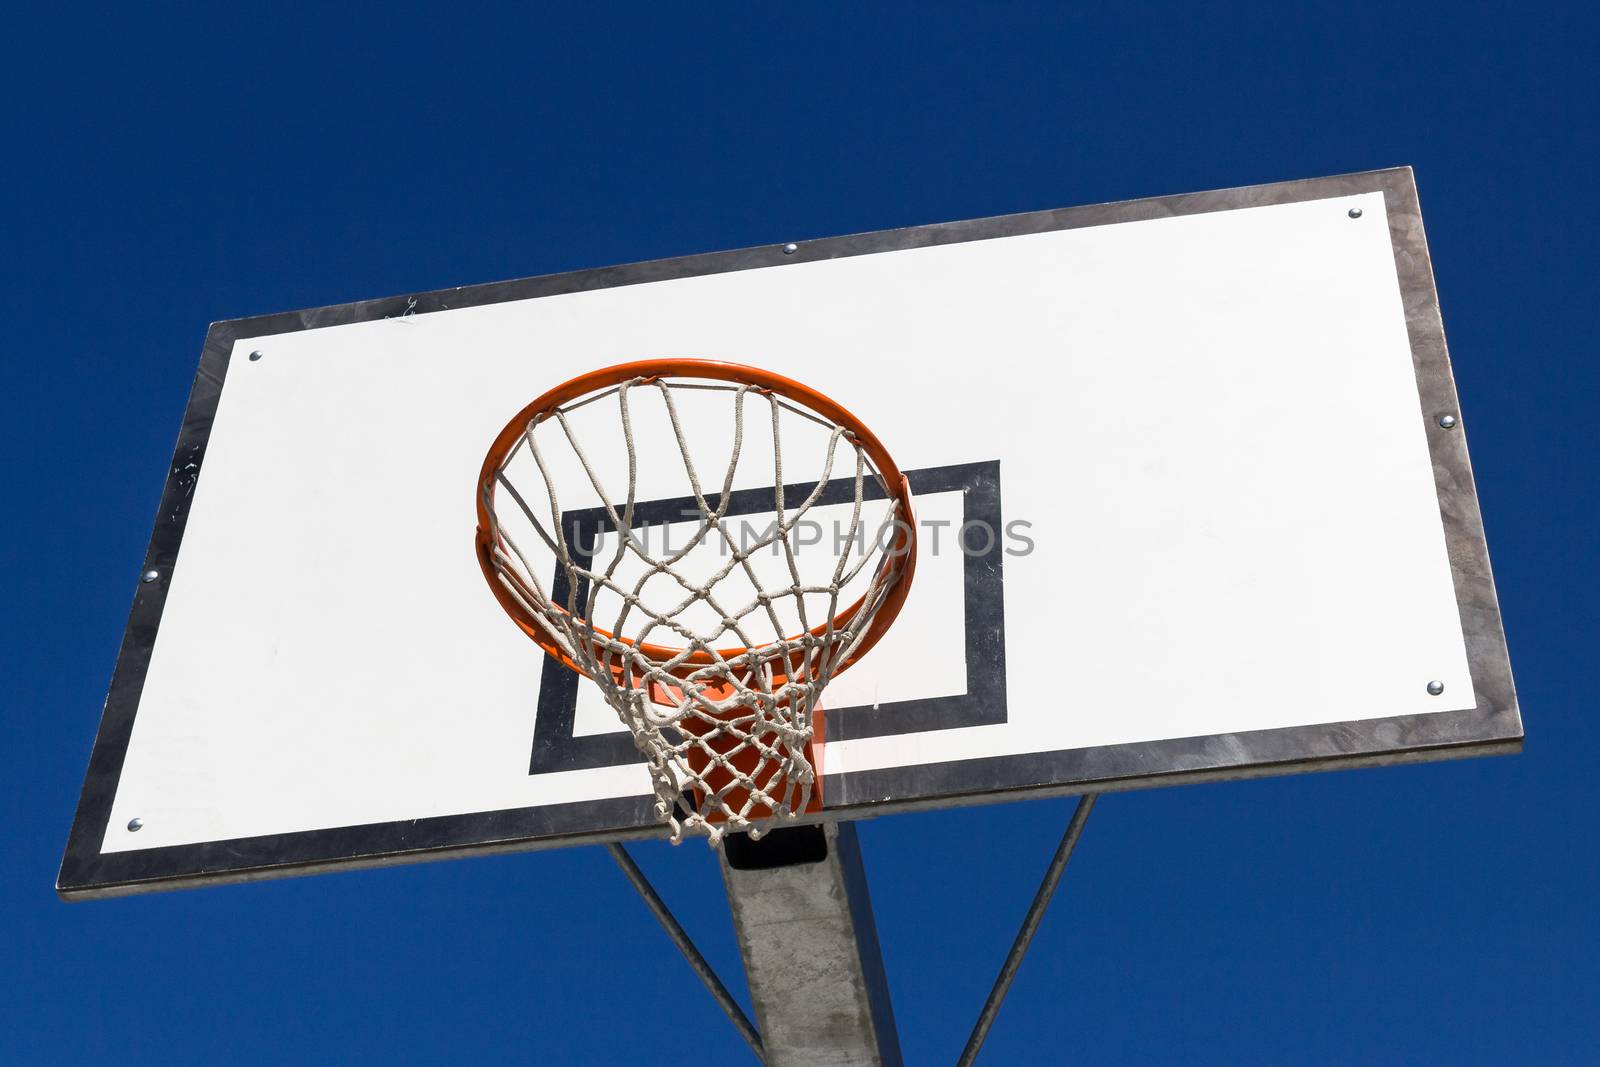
475,358,917,686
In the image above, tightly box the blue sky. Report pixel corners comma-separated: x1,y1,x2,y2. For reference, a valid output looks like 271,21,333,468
5,4,1596,1063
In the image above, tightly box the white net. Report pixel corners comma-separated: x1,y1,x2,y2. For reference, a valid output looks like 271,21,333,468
480,372,912,844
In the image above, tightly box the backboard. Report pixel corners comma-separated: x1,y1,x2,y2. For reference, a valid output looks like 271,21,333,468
60,167,1520,899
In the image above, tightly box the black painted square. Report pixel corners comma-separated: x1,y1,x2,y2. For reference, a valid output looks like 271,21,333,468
528,461,1010,775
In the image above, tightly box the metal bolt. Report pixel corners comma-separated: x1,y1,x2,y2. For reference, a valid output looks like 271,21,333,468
248,350,264,361
782,243,799,255
1348,207,1363,219
141,569,160,583
1437,414,1458,429
1426,680,1445,696
127,818,144,832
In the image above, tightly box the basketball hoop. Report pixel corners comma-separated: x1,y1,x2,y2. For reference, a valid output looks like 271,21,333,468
475,359,917,843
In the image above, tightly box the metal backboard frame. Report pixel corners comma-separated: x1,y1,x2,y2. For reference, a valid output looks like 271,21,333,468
59,167,1520,900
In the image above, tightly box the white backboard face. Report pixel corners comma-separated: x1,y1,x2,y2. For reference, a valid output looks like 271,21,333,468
61,169,1519,898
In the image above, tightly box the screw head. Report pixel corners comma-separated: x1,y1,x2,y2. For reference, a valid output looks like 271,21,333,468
248,350,264,362
1426,680,1445,696
782,243,799,255
1348,207,1363,219
141,569,160,583
127,818,144,832
1437,414,1458,429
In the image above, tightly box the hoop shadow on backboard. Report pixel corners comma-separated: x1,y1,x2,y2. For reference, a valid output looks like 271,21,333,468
528,461,1008,775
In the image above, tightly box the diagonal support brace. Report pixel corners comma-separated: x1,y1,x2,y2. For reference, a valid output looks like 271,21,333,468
607,842,765,1061
957,794,1098,1067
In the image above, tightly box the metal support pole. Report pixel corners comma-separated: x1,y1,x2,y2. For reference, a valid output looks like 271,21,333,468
956,794,1097,1067
721,822,903,1067
607,842,765,1061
